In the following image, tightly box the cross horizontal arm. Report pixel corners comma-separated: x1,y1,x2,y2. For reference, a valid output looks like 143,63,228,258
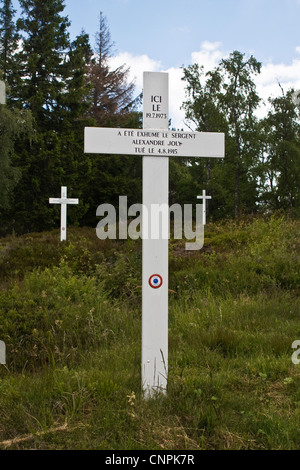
65,199,79,204
49,198,79,205
49,198,62,204
84,127,225,158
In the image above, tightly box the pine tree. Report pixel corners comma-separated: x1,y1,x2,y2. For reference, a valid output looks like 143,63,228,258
10,0,72,232
53,32,95,228
81,12,142,226
0,105,32,212
0,0,20,98
87,12,136,127
17,0,70,125
3,3,141,233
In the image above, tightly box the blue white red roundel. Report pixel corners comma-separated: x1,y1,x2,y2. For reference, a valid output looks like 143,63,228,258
149,274,163,289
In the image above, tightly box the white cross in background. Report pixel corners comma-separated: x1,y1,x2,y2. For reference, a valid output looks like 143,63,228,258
49,186,79,241
84,72,225,398
197,190,212,225
0,340,5,365
0,80,6,105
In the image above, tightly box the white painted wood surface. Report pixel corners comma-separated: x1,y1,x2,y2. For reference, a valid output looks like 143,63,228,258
197,190,212,225
142,72,169,397
49,186,79,241
84,71,225,398
0,80,6,105
84,127,224,158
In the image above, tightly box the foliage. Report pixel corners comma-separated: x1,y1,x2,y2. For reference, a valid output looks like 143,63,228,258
0,1,299,449
0,2,142,234
0,0,20,95
0,217,300,449
0,104,32,215
258,87,300,214
86,11,136,127
0,2,299,233
182,52,263,219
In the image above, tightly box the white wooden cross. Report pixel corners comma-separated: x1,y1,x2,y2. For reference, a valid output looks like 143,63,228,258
197,190,212,225
0,340,5,365
84,72,225,398
49,186,79,241
0,81,6,365
0,80,6,105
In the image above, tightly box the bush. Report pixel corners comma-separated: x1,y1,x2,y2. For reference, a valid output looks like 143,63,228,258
0,261,111,370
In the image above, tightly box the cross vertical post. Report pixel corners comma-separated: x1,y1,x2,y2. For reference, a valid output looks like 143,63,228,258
61,186,67,241
142,72,169,397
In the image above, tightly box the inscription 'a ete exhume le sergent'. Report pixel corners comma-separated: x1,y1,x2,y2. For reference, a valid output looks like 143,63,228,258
86,127,223,157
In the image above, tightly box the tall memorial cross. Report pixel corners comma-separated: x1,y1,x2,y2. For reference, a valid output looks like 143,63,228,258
84,72,225,398
49,186,79,241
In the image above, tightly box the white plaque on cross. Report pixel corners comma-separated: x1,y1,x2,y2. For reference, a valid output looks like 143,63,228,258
84,127,224,158
49,186,79,241
84,72,225,398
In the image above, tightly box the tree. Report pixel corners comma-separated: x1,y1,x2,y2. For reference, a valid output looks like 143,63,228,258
0,104,33,234
182,52,262,218
16,0,70,124
181,64,228,216
82,12,142,225
259,86,300,213
60,32,93,125
215,51,261,218
8,0,74,232
52,32,96,228
86,12,136,127
0,0,19,91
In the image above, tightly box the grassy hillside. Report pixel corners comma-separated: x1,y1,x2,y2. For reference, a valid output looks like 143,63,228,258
0,215,299,450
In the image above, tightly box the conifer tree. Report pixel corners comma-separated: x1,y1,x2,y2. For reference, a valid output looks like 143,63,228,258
87,12,135,127
17,0,70,125
82,12,142,225
0,105,32,213
10,0,73,232
1,3,142,233
53,32,95,228
0,0,20,98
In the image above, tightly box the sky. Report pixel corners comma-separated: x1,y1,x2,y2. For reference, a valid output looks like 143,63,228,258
14,0,300,129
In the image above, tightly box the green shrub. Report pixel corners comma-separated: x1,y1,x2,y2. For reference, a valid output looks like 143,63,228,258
0,261,113,370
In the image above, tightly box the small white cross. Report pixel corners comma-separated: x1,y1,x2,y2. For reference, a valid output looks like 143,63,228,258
197,190,212,225
0,340,5,365
0,80,6,105
49,186,79,241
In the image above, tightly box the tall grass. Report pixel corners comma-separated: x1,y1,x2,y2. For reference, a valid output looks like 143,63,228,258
0,215,299,449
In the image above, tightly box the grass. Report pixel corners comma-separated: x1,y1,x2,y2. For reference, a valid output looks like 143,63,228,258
0,214,300,449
